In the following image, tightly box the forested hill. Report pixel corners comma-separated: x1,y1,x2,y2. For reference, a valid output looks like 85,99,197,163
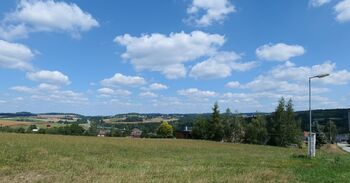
296,109,350,133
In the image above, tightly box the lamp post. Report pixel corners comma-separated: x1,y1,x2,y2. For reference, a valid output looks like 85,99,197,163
308,73,330,157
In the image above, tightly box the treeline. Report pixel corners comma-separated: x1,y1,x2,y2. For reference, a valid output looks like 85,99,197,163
192,98,303,147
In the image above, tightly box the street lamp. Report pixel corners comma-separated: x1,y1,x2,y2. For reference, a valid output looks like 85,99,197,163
308,73,330,157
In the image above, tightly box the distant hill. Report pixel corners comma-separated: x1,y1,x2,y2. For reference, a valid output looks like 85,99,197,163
0,112,37,118
295,109,350,134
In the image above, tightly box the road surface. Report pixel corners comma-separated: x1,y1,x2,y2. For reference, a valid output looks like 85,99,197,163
337,143,350,153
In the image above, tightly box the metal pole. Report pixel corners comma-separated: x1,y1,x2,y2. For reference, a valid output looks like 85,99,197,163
308,77,315,157
309,77,312,134
329,121,331,143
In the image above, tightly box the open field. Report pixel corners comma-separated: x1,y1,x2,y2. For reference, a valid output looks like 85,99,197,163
0,119,36,127
0,133,349,183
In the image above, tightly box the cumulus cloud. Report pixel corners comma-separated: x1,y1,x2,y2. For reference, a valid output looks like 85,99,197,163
149,83,168,90
241,61,350,98
270,61,350,85
101,73,146,87
178,88,217,98
309,0,331,7
189,52,257,79
256,43,305,61
0,0,99,40
139,91,158,98
114,31,225,79
37,83,59,91
244,76,321,94
187,0,235,26
98,87,114,95
0,40,34,70
98,87,131,97
10,84,87,104
225,81,241,88
26,70,71,85
11,86,37,93
30,90,88,104
334,0,350,22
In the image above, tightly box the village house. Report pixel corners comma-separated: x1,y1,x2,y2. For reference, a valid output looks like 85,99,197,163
131,128,142,138
175,126,192,139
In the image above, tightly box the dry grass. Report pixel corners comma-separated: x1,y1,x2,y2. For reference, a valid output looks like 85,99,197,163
0,133,349,183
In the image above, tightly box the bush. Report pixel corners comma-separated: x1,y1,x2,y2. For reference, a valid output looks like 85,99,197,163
157,121,173,138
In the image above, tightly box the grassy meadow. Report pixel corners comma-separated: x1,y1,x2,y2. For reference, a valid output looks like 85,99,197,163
0,133,349,183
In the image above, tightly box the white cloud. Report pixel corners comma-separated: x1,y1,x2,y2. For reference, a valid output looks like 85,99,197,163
149,83,168,90
11,86,37,93
256,43,305,61
226,81,241,88
38,83,59,91
178,88,217,98
0,40,34,70
270,61,350,85
101,73,146,87
98,87,131,97
10,84,87,104
26,70,70,85
0,0,99,40
334,0,350,22
31,90,88,104
309,0,331,7
244,75,318,94
114,31,225,79
12,83,59,94
240,61,350,98
187,0,235,26
190,52,257,79
98,88,114,95
0,24,28,40
139,91,158,98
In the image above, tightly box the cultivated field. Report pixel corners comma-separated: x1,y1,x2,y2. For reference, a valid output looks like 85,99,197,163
0,133,349,183
0,119,36,127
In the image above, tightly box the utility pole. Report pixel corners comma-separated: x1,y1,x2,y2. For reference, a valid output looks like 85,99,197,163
308,73,330,158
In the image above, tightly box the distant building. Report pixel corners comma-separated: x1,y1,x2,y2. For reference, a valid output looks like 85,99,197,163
131,128,142,138
175,126,192,139
97,129,110,137
336,134,349,142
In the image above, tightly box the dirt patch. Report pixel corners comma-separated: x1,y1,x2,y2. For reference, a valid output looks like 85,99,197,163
1,171,57,183
321,144,346,155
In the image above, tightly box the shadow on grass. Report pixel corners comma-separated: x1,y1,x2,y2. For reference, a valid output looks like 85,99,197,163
291,154,309,159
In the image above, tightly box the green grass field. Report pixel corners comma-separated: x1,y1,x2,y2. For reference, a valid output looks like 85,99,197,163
0,133,349,183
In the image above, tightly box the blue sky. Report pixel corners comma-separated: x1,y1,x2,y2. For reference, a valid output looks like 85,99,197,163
0,0,350,115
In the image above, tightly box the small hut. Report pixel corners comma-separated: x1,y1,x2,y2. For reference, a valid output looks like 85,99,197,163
131,128,142,138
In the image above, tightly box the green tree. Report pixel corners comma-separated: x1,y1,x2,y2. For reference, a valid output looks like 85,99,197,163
324,120,337,144
192,117,209,139
157,121,173,138
208,102,224,141
26,124,37,133
285,99,303,146
222,108,233,141
314,122,327,148
245,115,268,144
269,98,302,147
230,115,245,143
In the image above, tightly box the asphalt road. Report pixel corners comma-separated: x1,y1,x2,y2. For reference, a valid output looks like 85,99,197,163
337,143,350,153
